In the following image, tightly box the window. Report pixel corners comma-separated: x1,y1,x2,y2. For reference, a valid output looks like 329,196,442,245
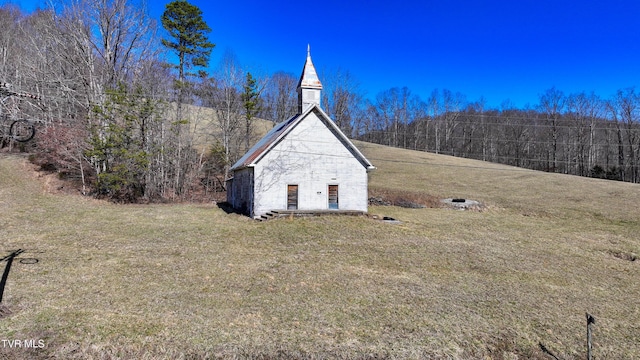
287,185,298,210
328,185,338,209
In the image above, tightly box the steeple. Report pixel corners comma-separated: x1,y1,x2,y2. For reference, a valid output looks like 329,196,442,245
297,44,323,113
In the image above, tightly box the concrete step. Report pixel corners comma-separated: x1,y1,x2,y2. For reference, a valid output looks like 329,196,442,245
258,211,276,221
257,209,366,221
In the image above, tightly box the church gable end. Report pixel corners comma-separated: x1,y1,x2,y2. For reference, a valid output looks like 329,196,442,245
228,46,374,218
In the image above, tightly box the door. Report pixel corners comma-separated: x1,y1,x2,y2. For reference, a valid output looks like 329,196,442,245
287,185,298,210
328,185,339,209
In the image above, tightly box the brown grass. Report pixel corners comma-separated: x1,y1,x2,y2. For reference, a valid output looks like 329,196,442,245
0,141,639,359
368,187,443,209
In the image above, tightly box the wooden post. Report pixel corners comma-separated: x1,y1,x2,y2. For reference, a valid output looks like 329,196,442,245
586,313,595,360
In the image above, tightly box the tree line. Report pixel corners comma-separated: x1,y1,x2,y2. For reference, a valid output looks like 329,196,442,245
0,0,302,202
1,0,638,205
355,87,640,183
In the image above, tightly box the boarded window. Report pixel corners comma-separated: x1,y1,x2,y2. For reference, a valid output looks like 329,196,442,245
287,185,298,210
328,185,339,209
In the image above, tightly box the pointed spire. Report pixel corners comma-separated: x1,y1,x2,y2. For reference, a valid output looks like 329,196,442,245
297,45,322,90
297,44,322,113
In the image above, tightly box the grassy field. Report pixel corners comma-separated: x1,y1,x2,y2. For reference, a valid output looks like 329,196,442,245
0,141,639,359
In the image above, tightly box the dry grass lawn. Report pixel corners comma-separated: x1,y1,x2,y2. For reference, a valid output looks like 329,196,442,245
0,141,638,359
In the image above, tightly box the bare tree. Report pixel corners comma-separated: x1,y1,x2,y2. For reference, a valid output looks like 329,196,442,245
260,71,297,122
538,87,566,172
375,89,395,146
91,0,158,87
0,5,21,82
459,100,485,158
408,95,427,150
608,88,640,182
199,51,244,181
321,68,364,137
567,92,604,176
501,107,531,167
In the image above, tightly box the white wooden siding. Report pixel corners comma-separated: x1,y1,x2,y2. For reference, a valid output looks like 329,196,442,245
252,111,368,217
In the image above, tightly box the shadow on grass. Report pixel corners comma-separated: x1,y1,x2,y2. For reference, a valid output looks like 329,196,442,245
539,342,561,360
1,249,40,318
0,249,25,305
217,201,244,215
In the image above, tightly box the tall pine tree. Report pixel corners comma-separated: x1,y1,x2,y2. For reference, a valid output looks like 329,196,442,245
161,0,214,194
161,0,214,86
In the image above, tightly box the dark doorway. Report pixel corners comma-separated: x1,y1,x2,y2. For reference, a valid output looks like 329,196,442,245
287,185,298,210
328,185,339,209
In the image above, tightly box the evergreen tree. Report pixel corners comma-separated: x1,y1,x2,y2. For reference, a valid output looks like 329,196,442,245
161,0,215,85
161,1,214,195
87,85,162,202
241,72,260,151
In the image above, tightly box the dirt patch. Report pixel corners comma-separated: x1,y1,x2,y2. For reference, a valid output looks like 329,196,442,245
0,304,12,319
14,155,88,197
609,250,637,262
369,188,442,209
37,171,85,196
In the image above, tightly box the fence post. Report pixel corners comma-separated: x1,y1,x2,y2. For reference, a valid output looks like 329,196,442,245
586,312,595,360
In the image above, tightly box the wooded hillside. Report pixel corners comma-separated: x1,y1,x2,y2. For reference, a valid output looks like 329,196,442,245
2,1,639,205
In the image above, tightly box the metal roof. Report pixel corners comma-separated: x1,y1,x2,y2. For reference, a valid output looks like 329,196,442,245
230,113,301,171
229,105,375,172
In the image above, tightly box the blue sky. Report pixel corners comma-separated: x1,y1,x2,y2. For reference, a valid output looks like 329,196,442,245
11,0,640,109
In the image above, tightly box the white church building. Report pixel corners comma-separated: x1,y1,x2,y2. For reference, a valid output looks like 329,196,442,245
226,47,375,219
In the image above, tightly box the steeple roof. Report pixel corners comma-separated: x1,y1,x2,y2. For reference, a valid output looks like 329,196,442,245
297,45,323,90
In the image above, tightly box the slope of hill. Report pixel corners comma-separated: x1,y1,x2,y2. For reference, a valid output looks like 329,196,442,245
358,140,640,222
0,143,638,359
179,103,276,153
